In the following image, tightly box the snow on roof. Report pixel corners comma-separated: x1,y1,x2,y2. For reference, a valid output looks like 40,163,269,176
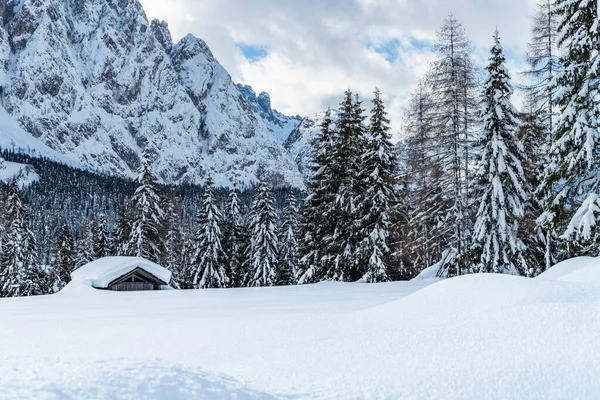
69,257,172,289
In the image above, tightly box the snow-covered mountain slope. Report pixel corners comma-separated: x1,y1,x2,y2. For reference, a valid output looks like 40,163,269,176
284,110,339,176
237,84,302,142
2,257,600,398
0,161,39,187
0,0,303,188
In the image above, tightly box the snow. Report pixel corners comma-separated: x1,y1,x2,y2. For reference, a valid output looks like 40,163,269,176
0,161,39,187
2,258,600,398
67,257,172,290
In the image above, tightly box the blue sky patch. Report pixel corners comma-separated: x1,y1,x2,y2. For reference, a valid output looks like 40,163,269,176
368,37,434,63
235,43,270,63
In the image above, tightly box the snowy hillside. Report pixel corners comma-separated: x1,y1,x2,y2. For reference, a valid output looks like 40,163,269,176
0,161,39,186
284,110,339,176
0,0,303,188
2,257,600,398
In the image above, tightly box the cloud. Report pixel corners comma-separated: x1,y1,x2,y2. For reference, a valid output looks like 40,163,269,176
138,0,538,138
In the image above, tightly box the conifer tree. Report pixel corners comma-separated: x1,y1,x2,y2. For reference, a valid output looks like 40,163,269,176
222,180,246,287
0,179,45,297
320,91,365,282
523,0,560,136
161,191,186,288
94,214,109,259
540,0,600,252
248,180,279,287
49,224,74,291
356,88,397,282
429,14,478,277
128,149,163,262
277,189,299,285
193,177,228,289
114,201,133,257
471,31,528,275
298,109,337,284
75,214,96,269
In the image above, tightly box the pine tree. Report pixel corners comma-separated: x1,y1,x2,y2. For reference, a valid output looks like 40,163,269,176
523,0,560,137
49,224,74,291
519,92,553,276
0,179,45,297
355,88,397,282
277,189,299,285
193,177,228,289
298,109,337,284
75,214,96,269
471,31,528,275
400,81,445,274
248,180,279,287
428,14,478,277
540,0,600,252
161,191,186,288
94,214,109,259
321,91,365,282
222,180,246,287
114,201,133,257
128,149,163,262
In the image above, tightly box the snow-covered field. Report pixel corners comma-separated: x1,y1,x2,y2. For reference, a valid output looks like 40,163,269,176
2,258,600,399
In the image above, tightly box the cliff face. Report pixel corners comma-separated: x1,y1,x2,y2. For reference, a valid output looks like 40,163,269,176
0,0,303,187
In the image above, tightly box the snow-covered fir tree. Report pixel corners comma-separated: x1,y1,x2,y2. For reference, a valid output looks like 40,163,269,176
298,109,337,284
94,214,109,259
222,180,247,287
471,31,528,275
193,177,228,289
277,189,299,285
539,0,600,253
519,91,553,276
75,214,96,269
322,91,366,282
248,180,279,287
355,88,397,282
128,149,163,263
0,179,45,297
161,191,187,288
114,201,133,257
49,224,74,291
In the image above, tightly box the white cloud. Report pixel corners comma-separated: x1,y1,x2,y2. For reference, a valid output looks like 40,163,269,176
139,0,538,137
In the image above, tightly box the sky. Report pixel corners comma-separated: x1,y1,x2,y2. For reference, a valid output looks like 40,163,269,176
139,0,538,137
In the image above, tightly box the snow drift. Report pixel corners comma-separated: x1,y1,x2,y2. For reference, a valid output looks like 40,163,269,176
1,256,600,399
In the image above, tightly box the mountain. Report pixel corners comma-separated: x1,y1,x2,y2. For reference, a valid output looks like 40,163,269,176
0,0,304,188
237,84,301,142
284,110,339,177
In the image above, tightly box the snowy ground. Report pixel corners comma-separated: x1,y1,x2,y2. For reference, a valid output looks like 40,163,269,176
1,258,600,399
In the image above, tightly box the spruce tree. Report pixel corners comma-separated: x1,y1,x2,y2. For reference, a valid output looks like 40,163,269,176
49,224,74,291
248,180,279,287
94,214,109,259
128,149,163,262
193,177,228,289
471,31,528,275
356,88,397,282
540,0,600,252
277,189,299,285
161,191,186,288
114,201,133,257
298,109,337,284
75,215,96,269
222,180,246,287
0,179,45,297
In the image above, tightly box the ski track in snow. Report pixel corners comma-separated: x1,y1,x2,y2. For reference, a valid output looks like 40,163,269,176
1,258,600,399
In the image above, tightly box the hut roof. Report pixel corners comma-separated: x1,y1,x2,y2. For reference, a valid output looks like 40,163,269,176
70,257,172,289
